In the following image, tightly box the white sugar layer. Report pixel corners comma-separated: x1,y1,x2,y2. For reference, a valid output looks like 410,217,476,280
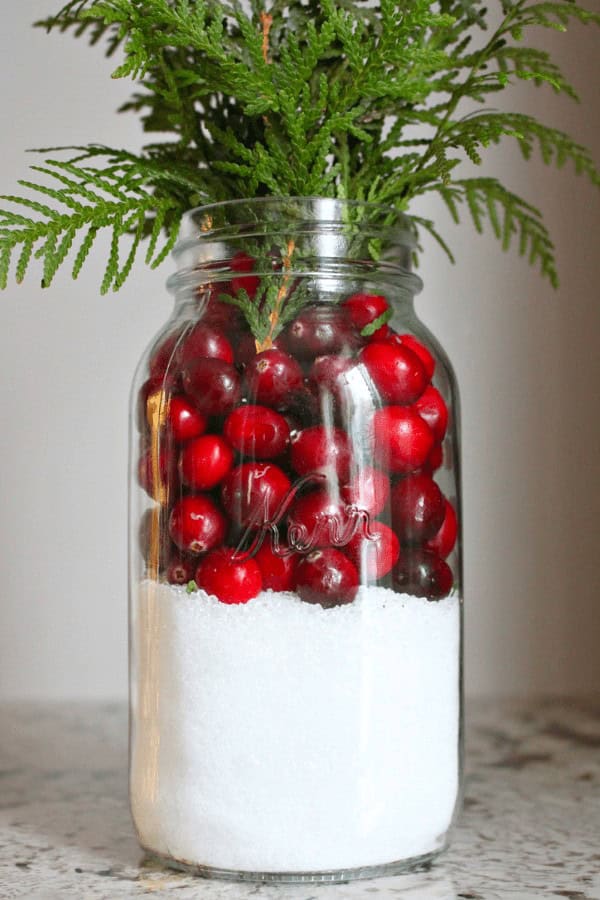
130,583,461,873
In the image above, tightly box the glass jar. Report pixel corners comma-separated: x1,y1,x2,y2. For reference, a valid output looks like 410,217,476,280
129,198,463,882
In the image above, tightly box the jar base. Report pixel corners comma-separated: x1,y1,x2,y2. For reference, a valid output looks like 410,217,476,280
143,846,446,884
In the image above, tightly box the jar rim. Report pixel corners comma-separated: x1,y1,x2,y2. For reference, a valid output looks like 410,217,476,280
169,196,422,299
178,196,417,248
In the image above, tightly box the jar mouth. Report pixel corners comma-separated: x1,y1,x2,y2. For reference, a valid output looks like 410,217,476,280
169,196,422,299
179,196,416,242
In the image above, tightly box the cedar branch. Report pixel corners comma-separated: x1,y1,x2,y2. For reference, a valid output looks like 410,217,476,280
256,238,295,352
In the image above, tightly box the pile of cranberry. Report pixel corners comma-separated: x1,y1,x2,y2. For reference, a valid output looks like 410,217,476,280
137,261,458,607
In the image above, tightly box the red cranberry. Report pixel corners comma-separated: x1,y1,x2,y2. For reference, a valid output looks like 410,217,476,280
391,474,446,544
425,500,458,559
287,490,358,551
230,251,260,300
422,442,444,474
195,547,262,604
290,426,351,480
178,322,234,367
372,407,434,474
223,405,290,460
281,306,361,361
346,521,400,581
308,355,356,406
245,349,304,407
254,540,296,592
169,495,227,555
137,446,177,499
393,549,453,599
236,333,259,368
414,385,448,443
167,395,207,443
200,295,244,336
284,387,321,426
149,331,183,381
182,358,241,416
166,553,196,585
295,548,359,607
342,293,390,341
340,466,390,518
369,324,391,343
359,341,427,405
231,250,255,272
179,435,234,490
221,462,292,529
391,334,436,382
282,412,303,438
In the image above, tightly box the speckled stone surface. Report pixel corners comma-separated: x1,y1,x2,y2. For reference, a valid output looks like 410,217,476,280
1,699,599,899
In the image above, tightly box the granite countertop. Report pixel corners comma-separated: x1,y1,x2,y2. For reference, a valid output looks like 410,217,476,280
1,698,599,900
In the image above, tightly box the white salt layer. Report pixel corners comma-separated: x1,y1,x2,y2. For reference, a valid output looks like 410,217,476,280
130,583,461,874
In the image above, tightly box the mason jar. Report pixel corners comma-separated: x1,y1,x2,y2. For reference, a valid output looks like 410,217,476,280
129,197,463,882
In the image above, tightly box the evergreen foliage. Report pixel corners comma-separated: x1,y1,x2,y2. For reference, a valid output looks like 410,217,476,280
1,0,599,293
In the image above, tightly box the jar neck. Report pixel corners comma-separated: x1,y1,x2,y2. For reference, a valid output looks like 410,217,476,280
168,197,422,306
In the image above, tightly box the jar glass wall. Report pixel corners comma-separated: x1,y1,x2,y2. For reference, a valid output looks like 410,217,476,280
129,198,463,882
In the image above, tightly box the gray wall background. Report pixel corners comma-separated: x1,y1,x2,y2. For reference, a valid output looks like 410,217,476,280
1,2,599,700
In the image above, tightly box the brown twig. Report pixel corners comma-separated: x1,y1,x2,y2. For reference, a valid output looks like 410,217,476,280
146,390,170,580
256,239,295,353
260,12,273,64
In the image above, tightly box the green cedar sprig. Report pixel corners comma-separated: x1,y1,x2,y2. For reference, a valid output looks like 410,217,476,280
0,0,598,297
360,308,394,337
216,237,316,349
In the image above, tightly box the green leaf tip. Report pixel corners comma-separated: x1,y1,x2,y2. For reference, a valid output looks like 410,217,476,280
361,308,393,337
